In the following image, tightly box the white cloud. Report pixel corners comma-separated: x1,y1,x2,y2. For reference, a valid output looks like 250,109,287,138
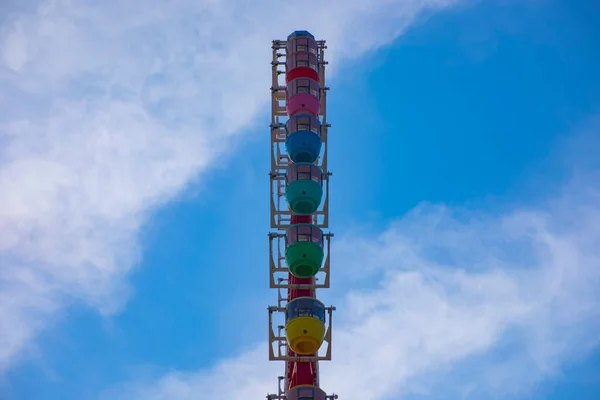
0,0,465,372
103,345,280,400
107,142,600,399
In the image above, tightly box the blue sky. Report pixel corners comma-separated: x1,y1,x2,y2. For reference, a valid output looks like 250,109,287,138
1,0,600,399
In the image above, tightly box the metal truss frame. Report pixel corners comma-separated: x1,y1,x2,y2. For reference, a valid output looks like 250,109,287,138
269,38,331,231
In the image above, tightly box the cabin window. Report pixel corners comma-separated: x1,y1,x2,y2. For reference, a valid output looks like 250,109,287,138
298,122,310,131
296,115,311,127
294,38,309,52
286,164,322,185
311,228,323,244
286,166,293,185
310,84,319,97
311,164,322,184
286,298,326,323
296,79,310,94
296,57,309,68
286,224,324,248
311,168,321,184
285,164,300,184
309,116,321,134
286,79,321,100
288,37,318,55
297,115,318,134
298,115,312,132
285,228,294,246
285,226,296,246
313,302,325,320
296,305,313,318
287,386,327,400
285,224,310,245
310,117,319,134
297,224,311,242
286,53,318,73
297,164,312,181
286,115,321,136
297,53,318,70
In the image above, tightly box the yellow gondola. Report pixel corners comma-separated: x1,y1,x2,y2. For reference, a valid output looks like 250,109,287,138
285,297,326,355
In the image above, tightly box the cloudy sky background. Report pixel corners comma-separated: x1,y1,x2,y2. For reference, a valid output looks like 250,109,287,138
1,0,600,399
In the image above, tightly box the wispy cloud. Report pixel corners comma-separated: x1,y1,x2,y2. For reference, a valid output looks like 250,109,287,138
0,0,464,372
106,130,600,400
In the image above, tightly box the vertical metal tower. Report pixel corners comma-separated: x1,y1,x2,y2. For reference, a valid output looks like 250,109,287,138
267,31,337,400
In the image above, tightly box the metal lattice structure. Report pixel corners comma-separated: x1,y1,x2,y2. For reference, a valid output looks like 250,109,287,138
266,31,338,400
